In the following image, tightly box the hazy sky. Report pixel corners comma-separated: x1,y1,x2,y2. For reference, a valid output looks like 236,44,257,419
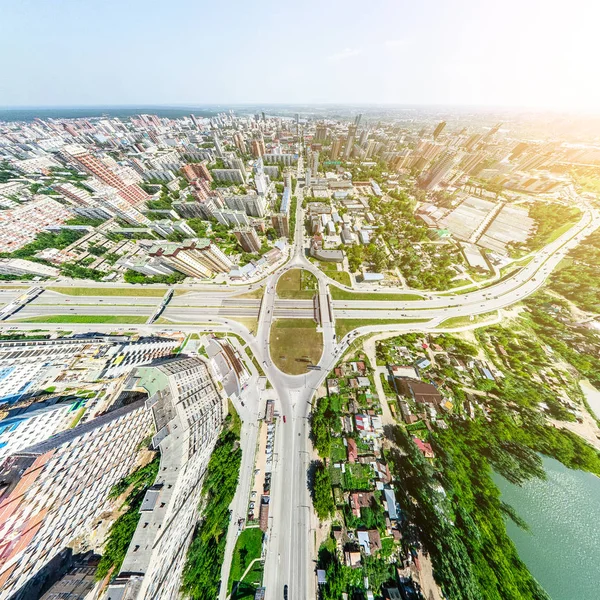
1,0,599,110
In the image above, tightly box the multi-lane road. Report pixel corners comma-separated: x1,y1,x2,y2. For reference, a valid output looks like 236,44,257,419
1,176,599,599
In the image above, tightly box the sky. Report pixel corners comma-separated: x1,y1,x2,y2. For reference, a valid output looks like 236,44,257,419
1,0,599,111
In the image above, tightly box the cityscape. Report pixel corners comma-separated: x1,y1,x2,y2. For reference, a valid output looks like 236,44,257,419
1,2,600,600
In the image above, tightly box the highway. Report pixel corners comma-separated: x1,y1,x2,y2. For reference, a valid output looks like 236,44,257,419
2,159,600,600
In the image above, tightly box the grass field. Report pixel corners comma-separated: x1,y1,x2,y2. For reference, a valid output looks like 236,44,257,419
16,315,148,324
228,317,258,334
276,269,318,299
269,318,323,374
234,287,266,299
48,286,167,297
335,318,430,339
437,311,498,329
330,286,422,301
228,528,264,596
314,261,352,286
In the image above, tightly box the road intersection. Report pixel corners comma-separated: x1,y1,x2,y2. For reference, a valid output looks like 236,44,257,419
1,182,599,600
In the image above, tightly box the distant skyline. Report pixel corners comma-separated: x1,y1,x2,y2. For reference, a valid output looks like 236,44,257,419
1,0,599,111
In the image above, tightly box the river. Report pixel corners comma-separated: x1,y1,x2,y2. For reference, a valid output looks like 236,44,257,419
494,456,600,600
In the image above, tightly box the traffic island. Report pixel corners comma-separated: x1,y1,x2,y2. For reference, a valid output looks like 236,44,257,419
269,318,323,375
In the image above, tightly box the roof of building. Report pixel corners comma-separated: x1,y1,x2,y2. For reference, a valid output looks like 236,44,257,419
394,377,442,405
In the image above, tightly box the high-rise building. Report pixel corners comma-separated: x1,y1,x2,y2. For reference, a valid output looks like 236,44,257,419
365,140,376,159
420,152,462,190
0,401,77,464
212,169,246,184
233,132,247,153
61,145,149,206
310,150,319,174
149,239,234,278
0,401,153,599
213,134,224,158
271,212,289,238
234,227,261,252
315,124,327,142
181,162,212,183
95,191,152,226
214,209,250,227
105,358,225,600
250,139,264,158
223,193,266,218
343,125,356,159
433,121,447,140
330,137,343,160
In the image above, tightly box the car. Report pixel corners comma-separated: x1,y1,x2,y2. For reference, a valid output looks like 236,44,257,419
249,502,255,510
284,584,288,600
283,415,287,423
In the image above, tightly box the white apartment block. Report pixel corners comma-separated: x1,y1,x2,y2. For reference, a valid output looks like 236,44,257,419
262,153,298,166
223,192,266,217
0,401,77,464
0,258,59,278
105,357,225,600
211,168,245,184
0,337,179,405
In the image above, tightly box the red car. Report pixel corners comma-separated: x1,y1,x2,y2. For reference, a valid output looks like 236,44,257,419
283,415,287,423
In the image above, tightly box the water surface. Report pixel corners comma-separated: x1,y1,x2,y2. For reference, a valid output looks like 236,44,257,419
494,456,600,600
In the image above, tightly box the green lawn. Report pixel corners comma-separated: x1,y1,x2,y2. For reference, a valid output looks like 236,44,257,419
330,286,422,301
16,315,148,324
228,528,264,595
269,318,323,375
48,286,167,297
276,269,318,299
335,318,430,339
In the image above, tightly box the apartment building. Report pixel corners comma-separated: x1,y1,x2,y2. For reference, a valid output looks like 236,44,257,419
234,227,261,252
149,239,233,278
0,401,153,599
0,197,73,253
0,336,179,405
61,145,149,206
105,357,225,600
223,192,266,217
0,401,77,464
262,153,298,166
211,168,245,184
0,258,59,278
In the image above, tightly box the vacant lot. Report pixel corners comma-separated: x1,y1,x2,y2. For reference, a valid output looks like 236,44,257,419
276,269,317,299
269,318,323,374
16,315,148,324
48,286,167,297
